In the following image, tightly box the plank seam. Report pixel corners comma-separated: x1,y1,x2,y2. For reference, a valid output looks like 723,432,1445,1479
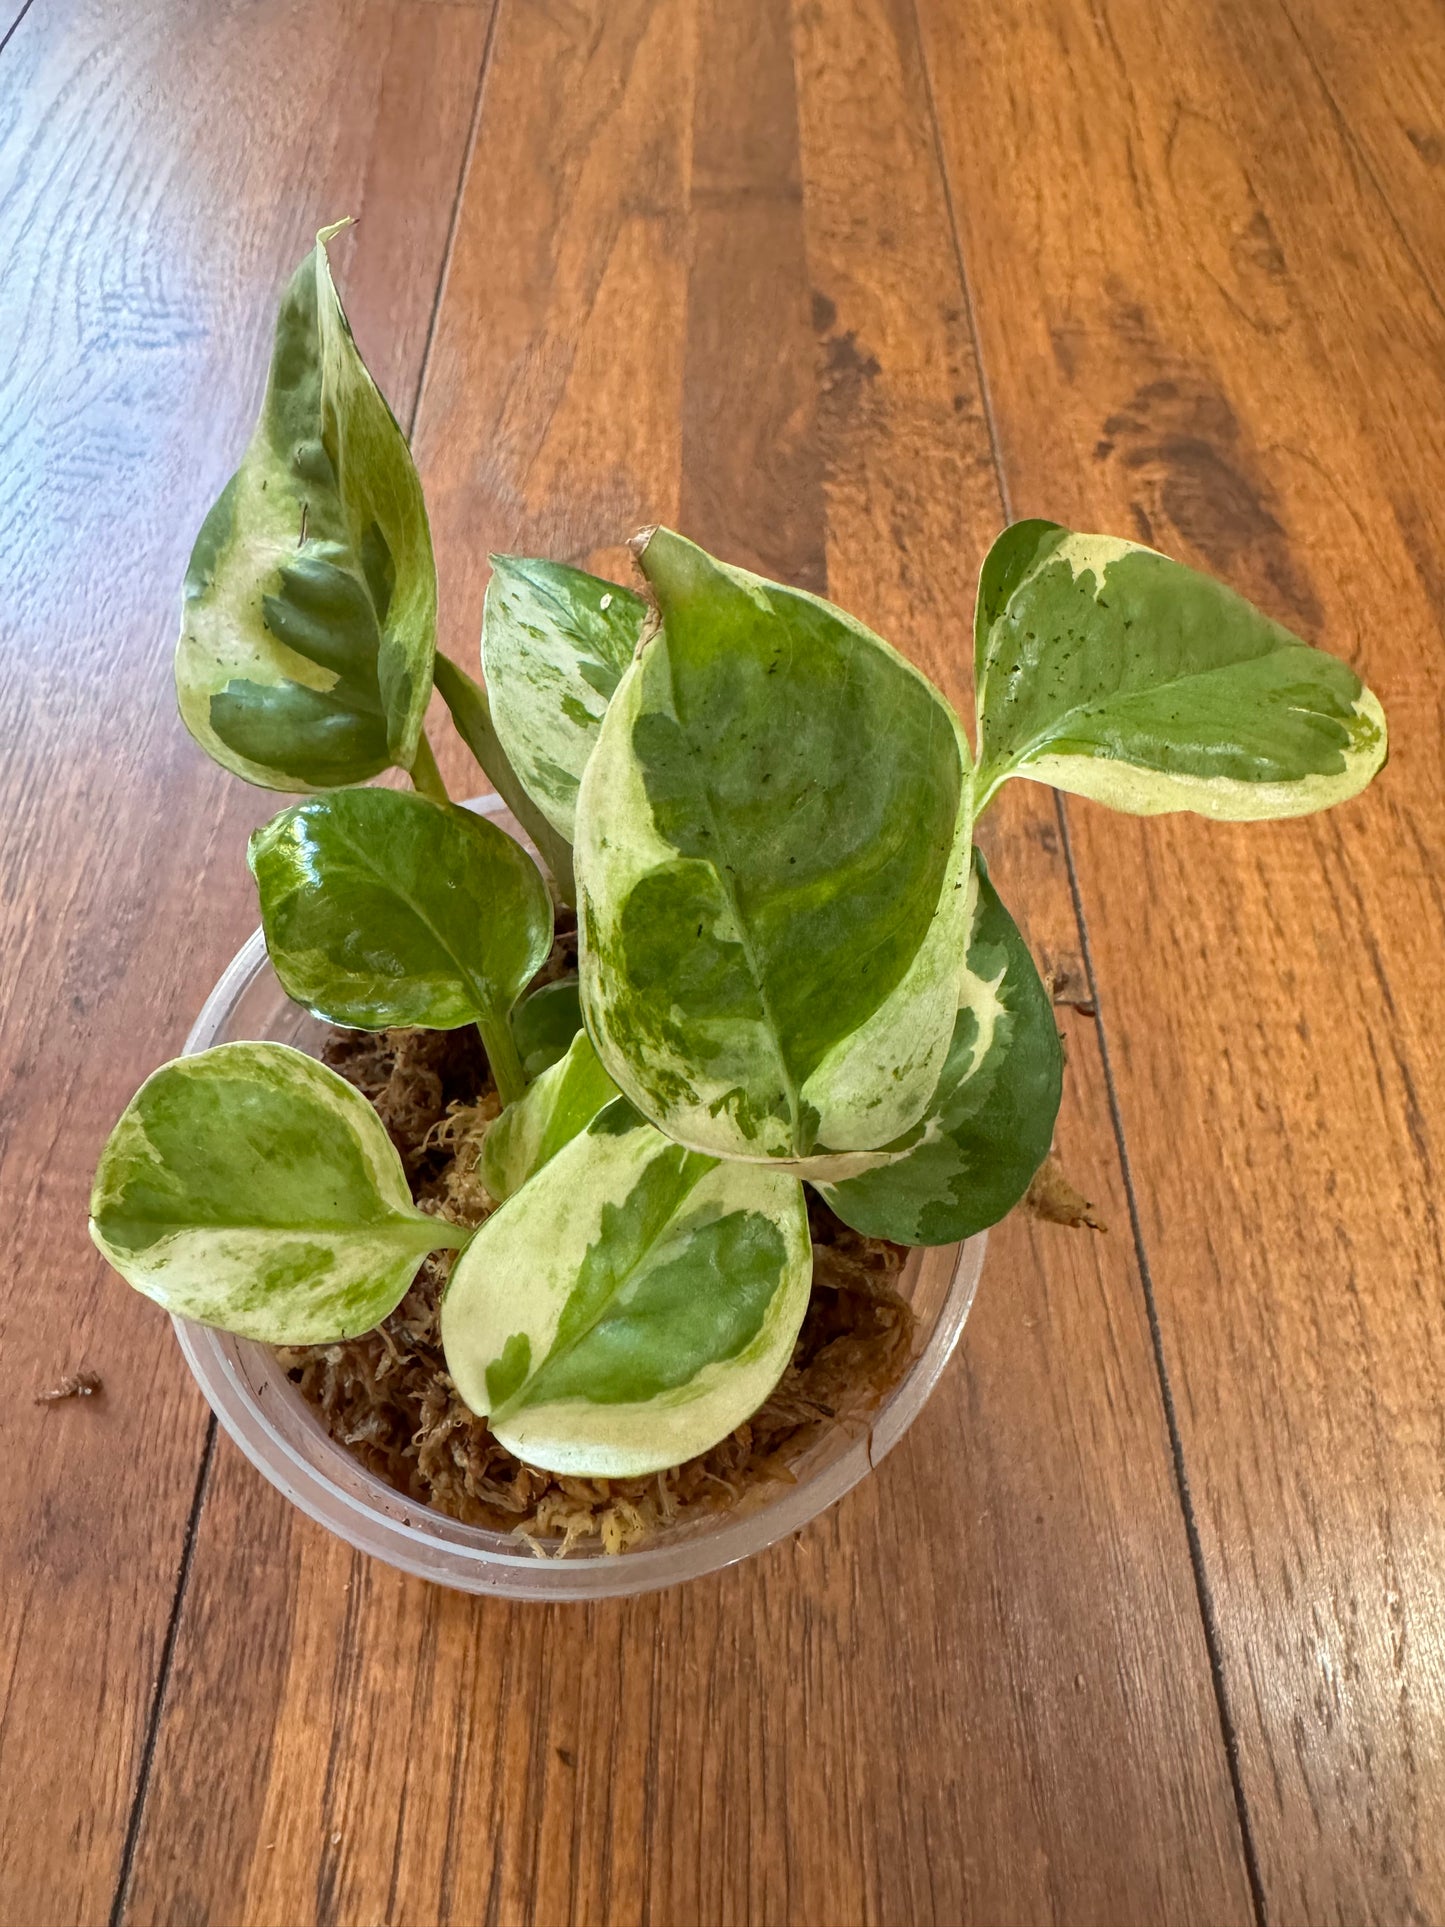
404,0,504,436
107,1415,217,1927
0,0,37,61
907,2,1270,1918
905,0,1011,535
1055,795,1270,1927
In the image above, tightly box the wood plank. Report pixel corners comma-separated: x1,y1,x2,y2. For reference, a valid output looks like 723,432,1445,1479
1277,0,1445,303
125,1,1253,1921
680,0,826,591
0,3,491,1921
915,0,1445,1919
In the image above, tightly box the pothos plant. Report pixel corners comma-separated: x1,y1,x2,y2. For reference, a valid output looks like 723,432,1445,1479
90,227,1388,1482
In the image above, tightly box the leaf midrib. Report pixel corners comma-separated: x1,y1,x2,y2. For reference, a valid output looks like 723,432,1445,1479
660,637,805,1153
99,1206,446,1243
980,628,1337,791
319,813,508,1021
491,1147,712,1422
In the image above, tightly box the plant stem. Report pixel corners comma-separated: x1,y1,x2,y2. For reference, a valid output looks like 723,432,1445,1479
477,1013,527,1108
431,653,577,904
409,730,450,806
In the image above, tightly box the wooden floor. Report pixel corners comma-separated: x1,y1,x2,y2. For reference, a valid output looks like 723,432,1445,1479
2,0,1442,1921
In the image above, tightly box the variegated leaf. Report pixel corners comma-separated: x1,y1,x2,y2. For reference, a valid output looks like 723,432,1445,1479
248,787,552,1036
443,1099,812,1477
480,1030,619,1203
89,1043,464,1342
815,854,1062,1244
176,223,437,791
575,528,973,1166
482,555,648,840
973,520,1387,819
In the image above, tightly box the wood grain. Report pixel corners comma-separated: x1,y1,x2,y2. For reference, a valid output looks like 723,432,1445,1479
0,2,491,1921
1277,0,1445,304
8,0,1437,1920
914,0,1445,1918
121,1,1253,1922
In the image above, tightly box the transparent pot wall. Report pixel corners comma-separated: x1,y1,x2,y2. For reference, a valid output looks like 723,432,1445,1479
173,801,985,1600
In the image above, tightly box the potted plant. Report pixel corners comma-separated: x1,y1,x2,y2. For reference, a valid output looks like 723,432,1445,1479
90,228,1387,1590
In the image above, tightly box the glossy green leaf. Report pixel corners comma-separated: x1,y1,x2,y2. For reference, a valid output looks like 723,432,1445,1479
480,1030,619,1203
248,787,553,1035
89,1043,464,1342
575,527,974,1167
482,555,649,840
176,223,437,792
443,1099,812,1476
973,521,1388,819
815,855,1062,1244
432,652,578,905
511,975,584,1080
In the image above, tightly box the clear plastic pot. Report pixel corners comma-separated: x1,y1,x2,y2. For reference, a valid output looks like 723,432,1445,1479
173,800,986,1599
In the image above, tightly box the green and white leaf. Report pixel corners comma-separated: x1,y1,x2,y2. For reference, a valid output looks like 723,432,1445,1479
510,975,584,1080
432,652,578,905
89,1042,464,1342
482,555,648,841
575,527,974,1167
480,1030,620,1203
248,786,553,1032
443,1100,811,1476
176,223,438,791
972,520,1388,819
815,854,1063,1244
